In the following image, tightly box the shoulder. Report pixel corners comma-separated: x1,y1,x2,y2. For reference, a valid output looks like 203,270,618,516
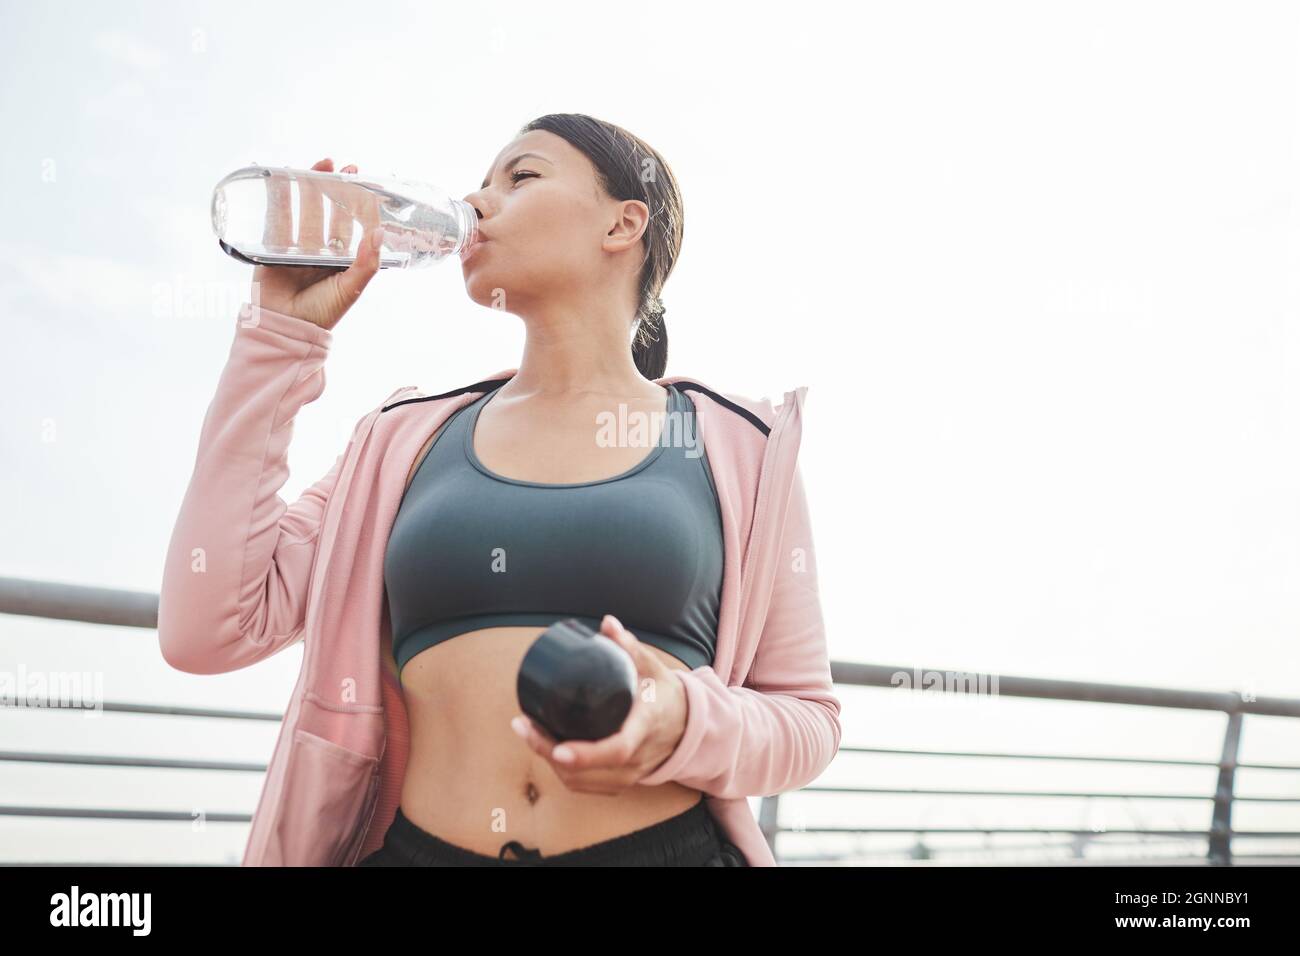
669,378,777,438
375,372,783,439
377,372,513,415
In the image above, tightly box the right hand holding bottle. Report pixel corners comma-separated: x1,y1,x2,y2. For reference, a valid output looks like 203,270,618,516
251,157,384,332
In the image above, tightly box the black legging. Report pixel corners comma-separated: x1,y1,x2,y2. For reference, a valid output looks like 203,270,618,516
358,796,748,866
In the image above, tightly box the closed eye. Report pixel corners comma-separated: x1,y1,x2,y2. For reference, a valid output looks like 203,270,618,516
510,170,539,185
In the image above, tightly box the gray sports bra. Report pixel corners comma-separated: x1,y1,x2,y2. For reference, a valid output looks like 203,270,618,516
384,382,724,676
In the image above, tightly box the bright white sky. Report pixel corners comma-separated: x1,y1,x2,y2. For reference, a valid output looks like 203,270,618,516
1,0,1297,865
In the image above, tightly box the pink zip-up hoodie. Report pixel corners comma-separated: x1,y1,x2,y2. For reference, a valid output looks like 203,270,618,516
157,302,841,866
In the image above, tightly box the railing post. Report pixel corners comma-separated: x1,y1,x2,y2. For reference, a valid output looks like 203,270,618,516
758,794,781,862
1209,708,1243,866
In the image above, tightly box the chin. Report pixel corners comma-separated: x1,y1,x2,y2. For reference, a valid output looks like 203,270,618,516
461,270,490,300
464,274,504,311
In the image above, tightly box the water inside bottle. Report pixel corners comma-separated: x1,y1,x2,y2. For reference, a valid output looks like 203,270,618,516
211,166,477,270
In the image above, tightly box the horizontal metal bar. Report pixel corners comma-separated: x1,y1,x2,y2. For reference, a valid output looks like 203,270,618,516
0,806,251,822
0,862,236,867
831,662,1300,718
0,700,283,722
796,785,1300,801
771,826,1300,837
0,576,157,629
764,858,1242,868
835,746,1215,766
0,751,265,772
789,835,1229,854
836,746,1300,771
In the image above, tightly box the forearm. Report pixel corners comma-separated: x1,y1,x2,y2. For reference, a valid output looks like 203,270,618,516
158,303,338,674
639,664,842,799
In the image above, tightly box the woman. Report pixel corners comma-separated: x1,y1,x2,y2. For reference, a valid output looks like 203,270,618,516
159,114,839,866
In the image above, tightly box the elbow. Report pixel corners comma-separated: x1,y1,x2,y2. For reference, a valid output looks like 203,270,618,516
157,567,210,674
796,697,842,791
156,594,229,676
158,635,201,674
156,595,196,673
823,694,843,759
794,696,842,792
158,632,245,676
754,696,846,800
822,700,843,780
157,626,217,675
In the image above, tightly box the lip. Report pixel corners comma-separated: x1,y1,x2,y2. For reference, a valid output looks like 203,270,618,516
461,238,489,264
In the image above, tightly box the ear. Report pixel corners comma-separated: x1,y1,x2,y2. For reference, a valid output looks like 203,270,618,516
603,199,651,252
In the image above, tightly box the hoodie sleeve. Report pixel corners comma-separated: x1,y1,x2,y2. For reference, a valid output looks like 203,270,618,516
636,463,842,798
158,301,352,675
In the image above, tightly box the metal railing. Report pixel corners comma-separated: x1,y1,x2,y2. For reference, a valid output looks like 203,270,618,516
2,574,1298,866
756,663,1300,865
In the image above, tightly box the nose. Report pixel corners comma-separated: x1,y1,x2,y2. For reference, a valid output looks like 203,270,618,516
461,189,486,218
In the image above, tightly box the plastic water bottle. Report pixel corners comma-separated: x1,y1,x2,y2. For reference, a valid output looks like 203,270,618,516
210,164,479,270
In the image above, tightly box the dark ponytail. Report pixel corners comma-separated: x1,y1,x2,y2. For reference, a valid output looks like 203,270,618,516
631,302,668,380
518,113,683,380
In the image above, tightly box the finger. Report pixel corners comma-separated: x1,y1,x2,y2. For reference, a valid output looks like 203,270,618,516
263,158,329,250
600,614,641,653
512,713,554,745
354,183,380,236
599,614,658,677
559,771,638,795
511,713,630,772
297,160,331,251
510,716,643,793
324,163,357,255
544,713,647,771
511,715,565,761
334,224,383,305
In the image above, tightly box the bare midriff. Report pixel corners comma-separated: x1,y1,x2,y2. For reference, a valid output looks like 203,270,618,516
395,627,703,855
392,384,704,855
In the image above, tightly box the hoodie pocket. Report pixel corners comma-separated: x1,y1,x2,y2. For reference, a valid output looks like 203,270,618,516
270,729,380,866
340,765,382,867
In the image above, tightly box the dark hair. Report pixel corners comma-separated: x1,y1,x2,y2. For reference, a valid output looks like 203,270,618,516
518,113,683,380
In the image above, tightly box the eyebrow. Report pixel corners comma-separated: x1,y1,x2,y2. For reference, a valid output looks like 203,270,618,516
481,152,553,190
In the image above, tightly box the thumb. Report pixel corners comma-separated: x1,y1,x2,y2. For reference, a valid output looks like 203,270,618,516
601,615,654,671
337,225,383,304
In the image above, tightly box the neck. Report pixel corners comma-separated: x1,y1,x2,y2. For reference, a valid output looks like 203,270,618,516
505,299,657,399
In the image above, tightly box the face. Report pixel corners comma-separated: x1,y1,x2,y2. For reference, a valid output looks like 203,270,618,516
459,129,647,314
